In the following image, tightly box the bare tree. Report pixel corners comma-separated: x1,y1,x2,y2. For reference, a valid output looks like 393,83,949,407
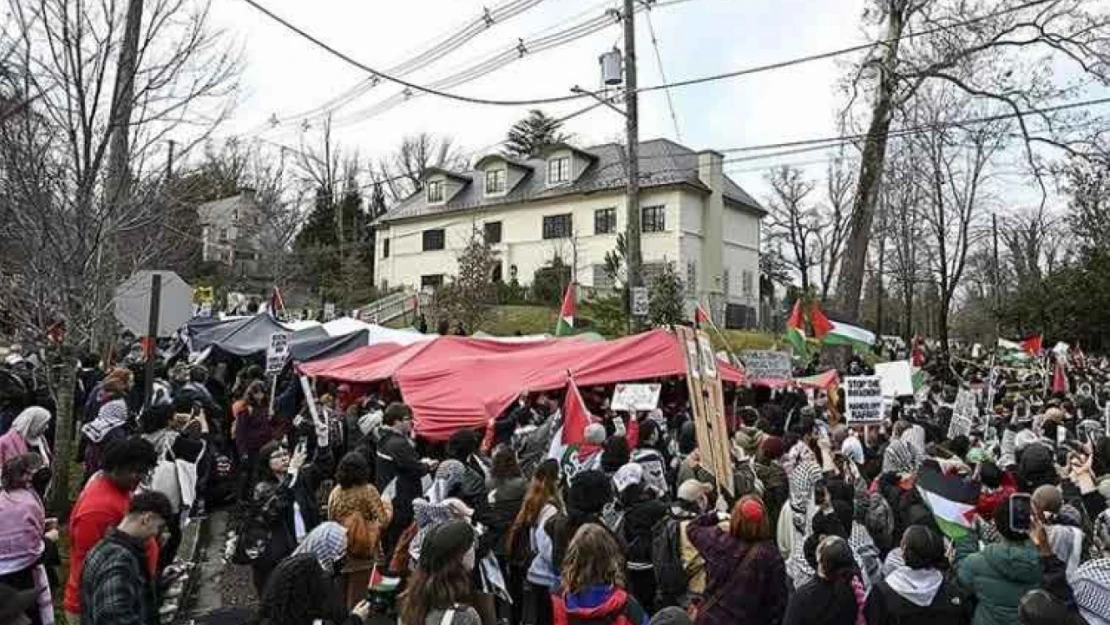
378,132,467,202
837,0,1110,318
0,0,238,513
814,154,855,303
881,144,929,343
765,165,820,296
911,88,1007,354
1000,206,1068,286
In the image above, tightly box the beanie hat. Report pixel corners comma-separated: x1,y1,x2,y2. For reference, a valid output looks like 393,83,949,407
568,470,612,515
584,423,606,445
418,519,475,571
759,436,785,461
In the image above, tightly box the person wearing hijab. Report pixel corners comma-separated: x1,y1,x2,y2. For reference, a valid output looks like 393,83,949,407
0,407,51,476
81,377,132,478
0,455,55,625
1071,509,1110,625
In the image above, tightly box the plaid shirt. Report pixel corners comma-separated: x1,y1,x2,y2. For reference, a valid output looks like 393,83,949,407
80,529,157,625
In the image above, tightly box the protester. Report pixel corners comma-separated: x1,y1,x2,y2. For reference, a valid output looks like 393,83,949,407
0,407,51,478
234,380,272,501
140,402,207,571
0,455,55,625
399,519,482,625
293,521,348,575
328,451,391,561
686,495,788,625
865,525,971,625
551,523,648,625
1072,509,1110,625
253,553,372,625
0,583,39,625
611,462,669,613
478,446,528,624
376,403,429,562
81,372,133,478
513,459,564,625
79,491,174,625
64,436,159,625
783,535,866,625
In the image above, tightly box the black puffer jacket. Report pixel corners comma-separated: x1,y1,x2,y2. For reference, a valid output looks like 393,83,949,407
864,574,972,625
620,489,670,566
478,477,528,559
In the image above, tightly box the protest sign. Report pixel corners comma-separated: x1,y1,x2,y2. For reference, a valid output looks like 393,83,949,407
677,325,734,496
844,375,884,424
954,389,978,419
948,414,973,439
874,360,914,398
324,302,336,321
741,350,793,386
266,332,291,374
611,383,662,412
819,344,853,373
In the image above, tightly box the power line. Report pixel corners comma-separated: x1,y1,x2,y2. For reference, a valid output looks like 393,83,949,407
238,0,1054,113
643,6,681,141
238,0,589,107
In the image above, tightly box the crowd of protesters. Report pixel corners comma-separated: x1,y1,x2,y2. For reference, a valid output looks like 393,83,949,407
0,337,1108,625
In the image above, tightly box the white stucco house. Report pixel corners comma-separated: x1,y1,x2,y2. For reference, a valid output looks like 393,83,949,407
374,138,765,327
197,189,263,277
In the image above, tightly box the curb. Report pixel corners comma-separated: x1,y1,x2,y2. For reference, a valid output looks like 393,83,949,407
161,514,208,624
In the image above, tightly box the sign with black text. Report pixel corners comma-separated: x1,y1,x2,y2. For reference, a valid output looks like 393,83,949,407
844,375,884,424
611,383,662,412
740,350,793,385
266,332,291,373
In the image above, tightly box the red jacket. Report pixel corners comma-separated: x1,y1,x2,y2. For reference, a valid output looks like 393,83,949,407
975,471,1017,519
552,585,648,625
63,474,159,614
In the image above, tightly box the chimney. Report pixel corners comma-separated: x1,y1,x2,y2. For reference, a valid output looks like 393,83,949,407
697,150,725,318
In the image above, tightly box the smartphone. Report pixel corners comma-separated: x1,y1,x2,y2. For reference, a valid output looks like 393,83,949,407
1010,493,1033,533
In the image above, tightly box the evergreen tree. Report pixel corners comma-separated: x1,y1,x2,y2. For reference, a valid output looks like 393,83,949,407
503,109,571,158
649,263,685,326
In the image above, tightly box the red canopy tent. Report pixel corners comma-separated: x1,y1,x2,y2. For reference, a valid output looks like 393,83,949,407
298,329,744,441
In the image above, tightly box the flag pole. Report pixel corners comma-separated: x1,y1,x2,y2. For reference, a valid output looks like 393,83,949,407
696,302,741,366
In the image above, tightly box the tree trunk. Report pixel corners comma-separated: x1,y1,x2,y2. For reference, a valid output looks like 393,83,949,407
49,359,77,520
837,8,905,319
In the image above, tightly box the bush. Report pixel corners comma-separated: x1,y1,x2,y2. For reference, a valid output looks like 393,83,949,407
531,256,571,305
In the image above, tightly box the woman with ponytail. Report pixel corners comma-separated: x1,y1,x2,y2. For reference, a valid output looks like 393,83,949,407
783,536,867,625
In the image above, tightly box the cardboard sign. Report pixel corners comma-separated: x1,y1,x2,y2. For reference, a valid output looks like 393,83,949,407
954,389,979,420
324,302,336,321
875,361,914,398
741,350,793,385
948,414,973,439
611,383,662,412
819,344,854,373
631,287,649,317
844,375,884,424
266,332,291,373
677,326,734,496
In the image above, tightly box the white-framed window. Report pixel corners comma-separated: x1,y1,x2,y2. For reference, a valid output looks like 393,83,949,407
547,157,571,184
427,180,444,203
485,169,506,195
642,205,666,233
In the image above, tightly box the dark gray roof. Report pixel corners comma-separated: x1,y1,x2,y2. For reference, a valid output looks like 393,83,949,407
379,138,764,224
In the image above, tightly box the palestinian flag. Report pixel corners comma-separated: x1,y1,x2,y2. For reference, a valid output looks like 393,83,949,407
809,304,875,352
694,303,711,327
785,300,807,357
1021,334,1043,356
555,282,576,336
917,461,979,540
1052,359,1069,394
561,377,592,446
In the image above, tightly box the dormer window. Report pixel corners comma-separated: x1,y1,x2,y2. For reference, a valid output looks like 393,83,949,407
485,168,506,195
427,180,444,203
547,157,570,184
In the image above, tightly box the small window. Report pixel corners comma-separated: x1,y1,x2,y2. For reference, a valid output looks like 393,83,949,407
421,274,444,291
742,270,754,297
427,180,444,203
542,214,572,239
484,221,502,244
641,205,666,233
485,169,506,195
547,157,571,184
382,238,390,258
594,208,616,235
218,228,229,241
422,229,445,251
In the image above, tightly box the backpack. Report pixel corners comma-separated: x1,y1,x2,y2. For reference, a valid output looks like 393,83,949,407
328,487,381,560
651,516,691,608
601,501,625,535
227,483,283,565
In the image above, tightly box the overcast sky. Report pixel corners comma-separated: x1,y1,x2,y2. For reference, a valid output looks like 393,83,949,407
210,0,1061,209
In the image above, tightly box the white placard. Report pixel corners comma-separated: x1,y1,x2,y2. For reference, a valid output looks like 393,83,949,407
741,350,793,384
266,332,291,373
323,302,336,321
948,414,973,439
874,360,914,398
844,375,885,424
698,335,718,378
631,287,649,317
685,339,701,379
611,383,662,412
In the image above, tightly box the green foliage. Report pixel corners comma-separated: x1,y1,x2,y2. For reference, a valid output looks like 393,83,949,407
1064,157,1110,256
580,295,628,337
649,263,685,326
430,230,498,332
531,255,571,305
496,276,529,305
293,181,374,308
503,109,571,158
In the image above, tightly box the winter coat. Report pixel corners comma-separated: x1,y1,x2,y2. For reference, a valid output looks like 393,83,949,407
551,585,649,625
80,529,157,625
782,576,863,625
686,512,788,625
476,477,527,560
955,538,1042,625
374,427,427,523
619,494,669,567
864,568,972,625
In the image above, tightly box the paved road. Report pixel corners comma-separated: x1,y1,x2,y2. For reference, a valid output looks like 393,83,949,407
178,510,258,623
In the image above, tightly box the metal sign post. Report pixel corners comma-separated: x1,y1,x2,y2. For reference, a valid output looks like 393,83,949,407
141,273,162,415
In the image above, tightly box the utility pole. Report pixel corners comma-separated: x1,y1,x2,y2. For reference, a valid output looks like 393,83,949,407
165,139,175,179
992,212,1000,325
99,0,144,354
622,0,643,330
